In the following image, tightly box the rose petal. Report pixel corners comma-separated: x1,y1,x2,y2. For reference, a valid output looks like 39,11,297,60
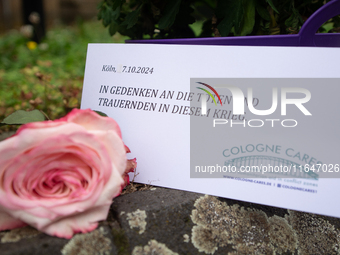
0,109,129,238
0,210,27,231
125,158,137,174
125,145,131,153
121,158,137,187
41,204,110,239
61,109,122,138
0,132,113,210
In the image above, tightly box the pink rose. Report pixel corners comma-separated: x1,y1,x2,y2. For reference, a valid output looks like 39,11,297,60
0,109,135,238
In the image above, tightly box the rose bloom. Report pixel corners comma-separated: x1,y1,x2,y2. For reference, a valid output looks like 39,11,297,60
0,109,136,238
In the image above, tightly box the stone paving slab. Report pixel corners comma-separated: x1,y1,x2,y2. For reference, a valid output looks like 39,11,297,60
1,132,340,254
1,187,340,254
110,187,203,255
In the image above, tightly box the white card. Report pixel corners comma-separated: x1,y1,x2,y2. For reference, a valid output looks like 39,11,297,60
81,43,340,217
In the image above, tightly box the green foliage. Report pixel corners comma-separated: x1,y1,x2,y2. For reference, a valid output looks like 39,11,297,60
266,0,279,14
1,110,46,125
216,0,244,36
239,0,256,36
121,5,143,29
94,110,108,117
158,0,181,29
97,0,339,39
0,21,127,131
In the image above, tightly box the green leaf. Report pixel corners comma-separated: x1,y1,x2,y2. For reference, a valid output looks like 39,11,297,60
217,0,243,36
94,110,108,117
121,5,143,29
175,2,195,27
256,5,271,21
218,18,233,37
158,0,181,29
1,110,46,125
97,0,104,10
238,0,255,36
111,6,121,20
97,9,103,20
200,19,214,37
102,7,112,27
111,0,123,10
109,22,119,36
266,0,279,14
285,8,301,32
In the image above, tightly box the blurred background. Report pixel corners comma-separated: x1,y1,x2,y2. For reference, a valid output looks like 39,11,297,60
0,0,126,130
0,0,101,34
0,0,339,131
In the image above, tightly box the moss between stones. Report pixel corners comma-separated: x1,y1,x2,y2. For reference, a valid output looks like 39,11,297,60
1,226,40,243
191,225,220,254
111,227,129,255
61,227,112,255
268,215,297,254
126,209,147,234
191,195,299,254
287,210,340,254
191,195,340,255
183,234,190,243
132,239,178,255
